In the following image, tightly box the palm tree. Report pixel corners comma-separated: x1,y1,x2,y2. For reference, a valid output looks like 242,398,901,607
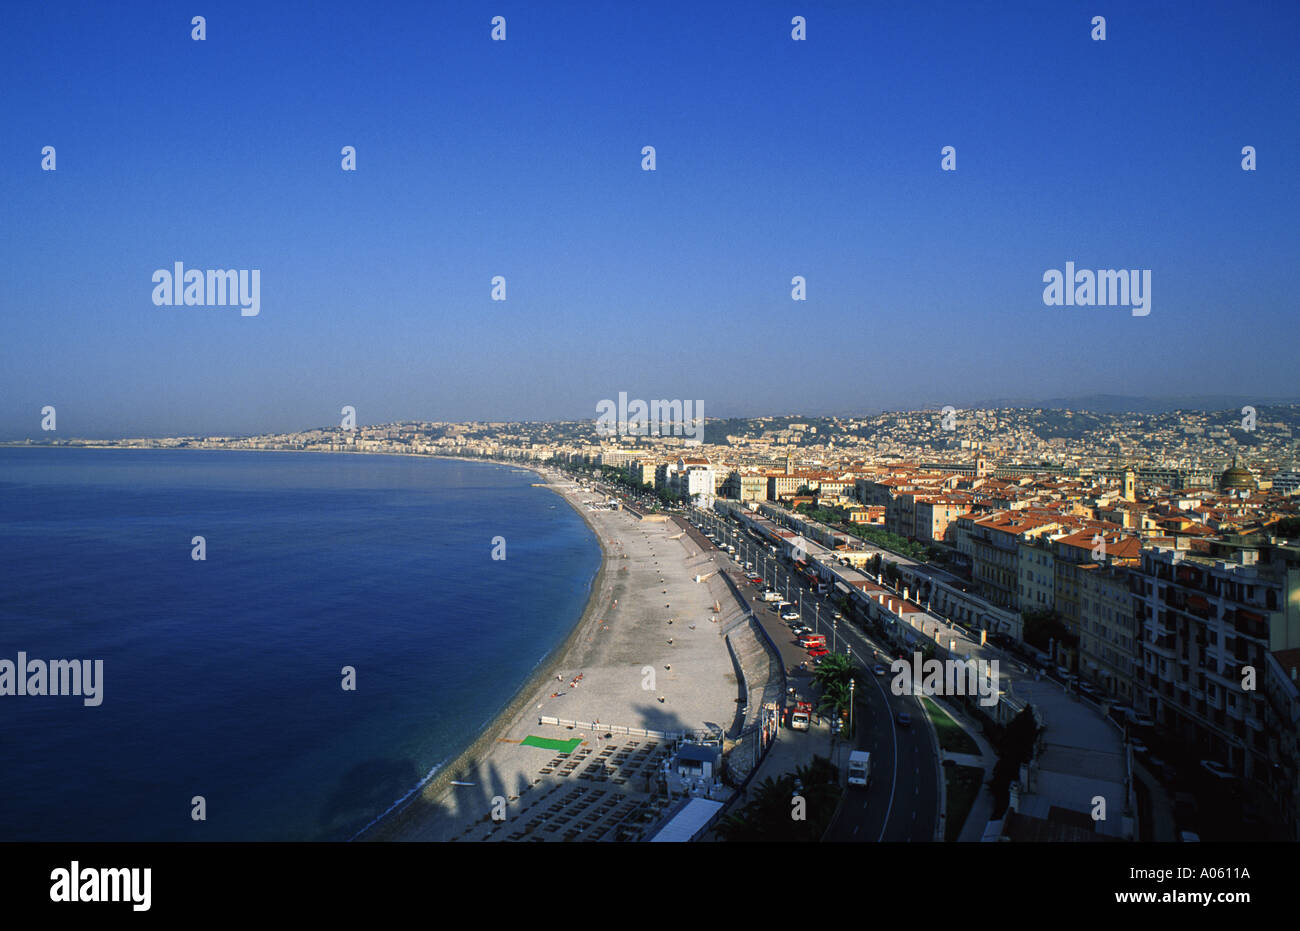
817,680,852,718
717,757,843,841
812,652,854,690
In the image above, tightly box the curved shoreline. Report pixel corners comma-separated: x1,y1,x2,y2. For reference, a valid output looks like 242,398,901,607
3,445,620,841
354,460,614,841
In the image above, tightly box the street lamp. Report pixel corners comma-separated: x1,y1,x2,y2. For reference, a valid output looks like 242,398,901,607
849,678,855,738
833,617,838,653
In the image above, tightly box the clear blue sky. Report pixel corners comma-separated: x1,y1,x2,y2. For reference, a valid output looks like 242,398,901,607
2,0,1297,438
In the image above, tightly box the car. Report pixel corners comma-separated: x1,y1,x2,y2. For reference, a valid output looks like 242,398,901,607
1200,759,1234,780
781,611,801,621
808,648,829,658
896,711,911,727
796,626,813,636
873,664,886,677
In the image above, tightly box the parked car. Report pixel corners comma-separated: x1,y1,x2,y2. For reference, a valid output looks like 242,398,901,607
781,611,801,621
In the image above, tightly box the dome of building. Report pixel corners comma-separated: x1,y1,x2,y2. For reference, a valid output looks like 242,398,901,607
1219,456,1256,491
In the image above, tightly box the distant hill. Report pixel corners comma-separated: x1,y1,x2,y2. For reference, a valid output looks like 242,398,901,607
964,394,1300,415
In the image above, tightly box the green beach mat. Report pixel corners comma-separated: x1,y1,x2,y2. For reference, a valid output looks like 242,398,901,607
521,735,583,754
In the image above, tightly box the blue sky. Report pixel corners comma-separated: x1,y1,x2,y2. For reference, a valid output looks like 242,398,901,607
1,0,1297,438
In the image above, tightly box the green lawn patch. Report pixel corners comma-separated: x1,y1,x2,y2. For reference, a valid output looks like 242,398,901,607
922,697,980,756
521,735,583,754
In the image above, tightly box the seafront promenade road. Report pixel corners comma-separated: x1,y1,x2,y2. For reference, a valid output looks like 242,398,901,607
693,509,942,842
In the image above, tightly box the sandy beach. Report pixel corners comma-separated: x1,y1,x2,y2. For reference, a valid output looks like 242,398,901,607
358,464,748,842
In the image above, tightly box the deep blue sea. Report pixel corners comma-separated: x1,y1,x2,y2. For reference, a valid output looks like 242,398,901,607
0,448,601,841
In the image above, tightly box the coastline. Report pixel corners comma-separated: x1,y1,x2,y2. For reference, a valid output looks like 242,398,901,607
354,459,740,842
353,465,614,840
3,445,735,841
2,444,610,841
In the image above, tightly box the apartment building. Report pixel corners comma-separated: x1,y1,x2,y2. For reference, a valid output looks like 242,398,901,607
914,495,971,543
1018,540,1057,611
967,512,1062,609
1264,648,1300,839
1078,565,1143,702
722,471,767,502
1132,539,1300,779
670,457,715,504
626,458,657,487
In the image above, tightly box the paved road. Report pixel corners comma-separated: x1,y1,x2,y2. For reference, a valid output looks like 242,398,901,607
694,509,941,843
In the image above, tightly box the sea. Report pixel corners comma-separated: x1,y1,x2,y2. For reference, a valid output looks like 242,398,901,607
0,447,601,841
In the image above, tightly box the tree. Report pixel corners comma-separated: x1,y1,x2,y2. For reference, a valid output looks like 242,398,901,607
812,652,855,690
716,756,841,841
990,704,1039,818
817,680,852,719
1022,608,1076,653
